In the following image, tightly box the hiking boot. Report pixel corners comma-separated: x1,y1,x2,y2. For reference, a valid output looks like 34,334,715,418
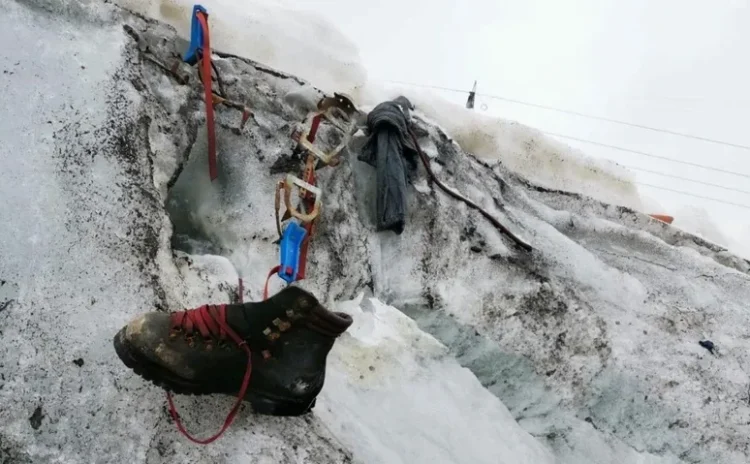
113,286,353,416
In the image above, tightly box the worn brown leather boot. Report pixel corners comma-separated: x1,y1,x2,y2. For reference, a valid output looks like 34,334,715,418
113,286,352,419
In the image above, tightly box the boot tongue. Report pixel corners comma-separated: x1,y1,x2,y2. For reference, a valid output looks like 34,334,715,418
225,286,352,344
225,300,286,342
225,286,320,342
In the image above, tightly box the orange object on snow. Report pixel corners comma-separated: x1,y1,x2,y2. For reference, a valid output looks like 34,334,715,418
649,214,674,224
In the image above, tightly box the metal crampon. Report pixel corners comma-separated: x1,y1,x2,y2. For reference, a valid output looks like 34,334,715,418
272,92,364,283
291,93,363,167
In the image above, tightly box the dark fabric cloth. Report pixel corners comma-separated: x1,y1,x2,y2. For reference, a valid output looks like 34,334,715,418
358,98,418,234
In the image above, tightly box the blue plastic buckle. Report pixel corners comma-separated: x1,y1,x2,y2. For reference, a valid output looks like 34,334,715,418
278,221,308,284
183,5,208,65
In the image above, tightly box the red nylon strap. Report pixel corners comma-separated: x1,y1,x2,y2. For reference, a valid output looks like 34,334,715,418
171,305,226,340
307,114,322,143
166,304,252,444
297,222,314,279
263,265,282,300
296,157,317,280
301,163,317,202
196,12,218,181
200,306,221,339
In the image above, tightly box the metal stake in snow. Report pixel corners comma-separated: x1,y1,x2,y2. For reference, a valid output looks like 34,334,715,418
466,81,477,110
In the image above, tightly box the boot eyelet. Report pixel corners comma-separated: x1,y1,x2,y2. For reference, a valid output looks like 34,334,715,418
185,335,195,348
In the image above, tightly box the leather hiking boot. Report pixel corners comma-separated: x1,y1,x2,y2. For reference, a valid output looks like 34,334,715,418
113,286,353,417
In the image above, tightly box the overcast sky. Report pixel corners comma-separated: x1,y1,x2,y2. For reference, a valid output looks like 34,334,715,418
292,0,750,244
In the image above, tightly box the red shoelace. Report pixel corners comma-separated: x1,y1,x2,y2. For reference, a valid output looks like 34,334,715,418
166,304,252,444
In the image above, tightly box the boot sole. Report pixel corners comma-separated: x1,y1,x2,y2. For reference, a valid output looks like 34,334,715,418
113,328,316,416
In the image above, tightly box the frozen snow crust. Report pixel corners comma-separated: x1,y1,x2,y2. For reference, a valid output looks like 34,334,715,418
2,1,750,463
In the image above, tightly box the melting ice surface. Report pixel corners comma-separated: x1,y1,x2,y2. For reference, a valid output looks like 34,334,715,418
2,0,749,463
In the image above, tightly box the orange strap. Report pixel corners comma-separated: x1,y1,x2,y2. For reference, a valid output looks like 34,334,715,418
263,265,282,300
196,12,218,181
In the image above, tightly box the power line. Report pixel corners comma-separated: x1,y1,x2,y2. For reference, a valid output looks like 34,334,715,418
485,95,750,151
543,131,750,180
539,131,750,203
380,79,750,178
382,80,470,95
378,79,750,209
381,79,750,151
621,164,750,196
635,182,750,210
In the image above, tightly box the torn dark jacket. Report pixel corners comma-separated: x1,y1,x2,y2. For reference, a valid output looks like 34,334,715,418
358,98,419,234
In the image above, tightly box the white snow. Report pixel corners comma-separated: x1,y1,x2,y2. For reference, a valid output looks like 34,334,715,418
3,0,750,463
671,206,750,260
0,3,348,462
370,84,646,211
119,0,748,262
318,295,555,464
115,0,647,216
114,0,367,95
115,0,748,259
